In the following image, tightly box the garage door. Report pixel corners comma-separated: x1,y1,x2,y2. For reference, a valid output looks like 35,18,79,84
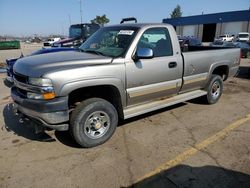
224,22,243,36
182,25,196,37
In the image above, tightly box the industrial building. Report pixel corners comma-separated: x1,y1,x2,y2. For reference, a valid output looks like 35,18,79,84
163,10,250,42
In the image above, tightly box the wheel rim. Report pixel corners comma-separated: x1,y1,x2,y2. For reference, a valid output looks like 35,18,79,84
84,111,110,139
211,81,220,99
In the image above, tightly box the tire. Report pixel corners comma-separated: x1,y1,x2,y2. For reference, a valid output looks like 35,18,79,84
70,98,118,148
204,74,223,104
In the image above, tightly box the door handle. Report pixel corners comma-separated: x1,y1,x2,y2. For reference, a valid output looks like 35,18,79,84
169,62,177,68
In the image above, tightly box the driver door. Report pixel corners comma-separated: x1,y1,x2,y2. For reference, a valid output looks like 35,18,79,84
126,27,183,106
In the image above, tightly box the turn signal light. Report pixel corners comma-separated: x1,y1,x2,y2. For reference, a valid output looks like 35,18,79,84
43,92,56,100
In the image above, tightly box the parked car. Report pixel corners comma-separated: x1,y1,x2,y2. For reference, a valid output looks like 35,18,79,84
234,42,250,58
6,47,77,83
12,23,240,147
43,37,61,47
178,36,202,51
210,41,236,48
237,32,250,42
218,34,234,42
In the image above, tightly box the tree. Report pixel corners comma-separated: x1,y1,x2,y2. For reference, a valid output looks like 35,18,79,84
170,5,182,18
91,14,110,26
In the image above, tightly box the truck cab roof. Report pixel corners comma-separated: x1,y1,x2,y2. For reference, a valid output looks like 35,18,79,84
105,23,171,29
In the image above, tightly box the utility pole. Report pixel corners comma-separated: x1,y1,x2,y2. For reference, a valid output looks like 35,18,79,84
79,0,83,24
68,14,71,26
219,18,223,36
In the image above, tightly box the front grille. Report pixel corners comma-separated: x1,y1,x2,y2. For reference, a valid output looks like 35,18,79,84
13,73,29,98
17,88,27,98
14,73,28,84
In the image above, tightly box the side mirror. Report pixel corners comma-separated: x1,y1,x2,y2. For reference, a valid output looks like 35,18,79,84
134,48,153,61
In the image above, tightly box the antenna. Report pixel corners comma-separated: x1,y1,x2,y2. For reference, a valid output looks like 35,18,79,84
68,14,71,26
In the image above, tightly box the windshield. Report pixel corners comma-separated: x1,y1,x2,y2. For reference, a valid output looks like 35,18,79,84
79,26,139,57
239,34,249,38
69,27,82,38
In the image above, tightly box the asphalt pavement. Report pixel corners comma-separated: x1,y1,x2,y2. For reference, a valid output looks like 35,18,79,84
0,56,249,188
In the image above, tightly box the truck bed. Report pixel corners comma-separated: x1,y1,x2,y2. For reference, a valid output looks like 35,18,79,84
180,47,240,93
182,45,236,52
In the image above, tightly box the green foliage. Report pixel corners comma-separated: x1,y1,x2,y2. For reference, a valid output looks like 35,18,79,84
170,5,182,18
91,14,110,26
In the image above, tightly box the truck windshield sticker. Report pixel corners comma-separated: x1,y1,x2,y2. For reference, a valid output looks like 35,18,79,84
118,30,134,35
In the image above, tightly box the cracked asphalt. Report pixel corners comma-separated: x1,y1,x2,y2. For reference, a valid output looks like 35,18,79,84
0,53,250,187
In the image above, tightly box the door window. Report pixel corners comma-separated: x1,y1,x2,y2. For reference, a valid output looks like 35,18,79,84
137,27,173,57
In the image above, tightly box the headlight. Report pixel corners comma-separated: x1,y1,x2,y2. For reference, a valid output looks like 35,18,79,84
27,92,44,100
27,91,56,100
28,78,53,87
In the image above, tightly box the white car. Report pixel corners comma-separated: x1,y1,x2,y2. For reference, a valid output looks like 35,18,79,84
218,34,234,42
43,37,61,46
237,32,250,42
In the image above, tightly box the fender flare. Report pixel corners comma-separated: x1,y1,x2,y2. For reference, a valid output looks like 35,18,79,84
59,78,126,107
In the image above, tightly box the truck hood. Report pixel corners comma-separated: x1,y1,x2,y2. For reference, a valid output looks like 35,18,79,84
14,51,113,77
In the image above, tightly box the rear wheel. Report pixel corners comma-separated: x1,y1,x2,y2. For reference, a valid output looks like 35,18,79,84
204,74,223,104
70,98,118,148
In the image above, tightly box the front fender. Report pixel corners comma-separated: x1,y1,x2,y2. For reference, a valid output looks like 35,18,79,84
59,78,126,107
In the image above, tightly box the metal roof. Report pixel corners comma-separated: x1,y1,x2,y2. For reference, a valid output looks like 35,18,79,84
163,10,250,26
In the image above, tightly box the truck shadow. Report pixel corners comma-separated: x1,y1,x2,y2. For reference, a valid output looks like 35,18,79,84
54,103,188,148
2,103,188,148
125,164,250,188
54,131,82,148
2,103,56,142
236,66,250,79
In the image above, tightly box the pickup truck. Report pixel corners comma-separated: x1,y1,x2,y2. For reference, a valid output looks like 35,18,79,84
52,23,100,47
217,34,234,42
11,23,240,147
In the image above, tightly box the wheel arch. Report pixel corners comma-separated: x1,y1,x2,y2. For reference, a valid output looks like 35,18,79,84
61,78,126,119
208,63,230,81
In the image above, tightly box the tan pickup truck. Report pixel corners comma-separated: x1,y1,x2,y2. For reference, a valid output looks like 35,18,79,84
12,23,240,147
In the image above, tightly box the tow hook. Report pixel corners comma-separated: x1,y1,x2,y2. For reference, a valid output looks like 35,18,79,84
33,122,46,134
12,103,18,115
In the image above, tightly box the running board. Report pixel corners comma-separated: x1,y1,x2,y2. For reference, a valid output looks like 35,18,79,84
123,90,207,119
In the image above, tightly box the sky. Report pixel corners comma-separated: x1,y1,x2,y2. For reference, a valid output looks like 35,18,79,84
0,0,249,37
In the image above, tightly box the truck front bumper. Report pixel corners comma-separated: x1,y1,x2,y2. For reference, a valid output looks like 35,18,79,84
11,87,69,131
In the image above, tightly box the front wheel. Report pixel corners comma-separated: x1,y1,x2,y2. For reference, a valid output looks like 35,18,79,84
204,74,223,104
70,98,118,148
